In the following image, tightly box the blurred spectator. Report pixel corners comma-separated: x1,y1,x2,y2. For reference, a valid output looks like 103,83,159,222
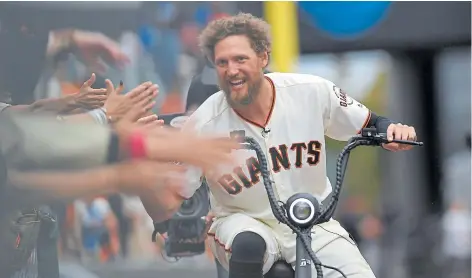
74,197,117,262
441,201,471,278
358,214,383,275
187,2,231,57
107,194,132,259
0,27,129,105
121,195,157,259
139,2,189,95
440,133,471,278
194,2,230,27
442,133,471,209
337,196,366,245
337,196,383,274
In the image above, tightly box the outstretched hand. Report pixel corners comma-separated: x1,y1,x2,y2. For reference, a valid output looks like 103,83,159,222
72,73,108,110
137,114,164,129
115,160,186,195
104,80,157,123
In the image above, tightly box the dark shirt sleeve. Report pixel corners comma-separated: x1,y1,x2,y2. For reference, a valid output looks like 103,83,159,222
0,29,49,105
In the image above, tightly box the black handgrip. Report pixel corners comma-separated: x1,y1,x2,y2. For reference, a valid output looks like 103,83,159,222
385,139,424,146
360,128,424,146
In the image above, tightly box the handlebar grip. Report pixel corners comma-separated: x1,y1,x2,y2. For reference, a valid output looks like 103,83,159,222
368,132,424,146
386,139,424,146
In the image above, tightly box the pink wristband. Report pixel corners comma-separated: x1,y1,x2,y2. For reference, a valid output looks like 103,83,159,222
129,132,147,159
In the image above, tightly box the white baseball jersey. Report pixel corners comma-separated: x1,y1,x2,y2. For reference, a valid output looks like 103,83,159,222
181,72,371,221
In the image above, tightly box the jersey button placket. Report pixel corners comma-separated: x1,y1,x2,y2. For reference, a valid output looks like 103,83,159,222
261,129,283,203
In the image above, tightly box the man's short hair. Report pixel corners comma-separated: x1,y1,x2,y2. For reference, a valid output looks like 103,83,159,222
198,12,272,64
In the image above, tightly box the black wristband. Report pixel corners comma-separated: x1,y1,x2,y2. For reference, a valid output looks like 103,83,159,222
367,112,396,133
106,132,120,164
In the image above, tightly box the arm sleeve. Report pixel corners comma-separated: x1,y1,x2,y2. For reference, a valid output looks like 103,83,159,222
0,30,49,105
88,108,109,125
320,78,371,141
0,110,113,171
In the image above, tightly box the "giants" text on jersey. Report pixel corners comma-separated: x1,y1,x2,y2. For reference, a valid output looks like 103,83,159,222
217,140,322,195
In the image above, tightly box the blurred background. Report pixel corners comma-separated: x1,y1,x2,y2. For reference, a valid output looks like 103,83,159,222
0,1,470,278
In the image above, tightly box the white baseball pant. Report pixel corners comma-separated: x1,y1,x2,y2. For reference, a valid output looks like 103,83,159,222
207,213,376,278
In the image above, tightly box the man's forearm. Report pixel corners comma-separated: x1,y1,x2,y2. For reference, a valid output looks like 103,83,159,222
30,95,78,114
4,166,119,210
139,189,184,222
1,98,79,115
0,111,119,170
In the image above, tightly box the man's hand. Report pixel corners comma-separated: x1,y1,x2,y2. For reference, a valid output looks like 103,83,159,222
115,160,186,195
145,127,238,174
71,73,108,110
27,73,105,113
382,123,417,151
72,30,130,72
48,29,130,74
114,123,238,174
137,114,164,129
113,104,238,173
104,80,158,123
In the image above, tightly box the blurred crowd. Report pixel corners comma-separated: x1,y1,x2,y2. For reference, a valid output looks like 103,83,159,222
41,2,236,117
39,1,238,265
0,2,240,277
0,2,469,278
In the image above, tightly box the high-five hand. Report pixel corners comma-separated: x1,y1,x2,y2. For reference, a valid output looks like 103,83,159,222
72,73,108,110
104,80,157,123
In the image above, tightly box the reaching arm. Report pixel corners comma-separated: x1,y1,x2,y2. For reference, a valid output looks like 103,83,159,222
2,100,110,128
2,95,85,115
58,108,108,125
139,186,187,223
0,110,121,171
139,115,205,223
28,95,79,114
4,166,119,210
140,164,204,223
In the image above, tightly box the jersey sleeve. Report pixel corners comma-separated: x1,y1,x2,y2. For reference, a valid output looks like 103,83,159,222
320,78,371,141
